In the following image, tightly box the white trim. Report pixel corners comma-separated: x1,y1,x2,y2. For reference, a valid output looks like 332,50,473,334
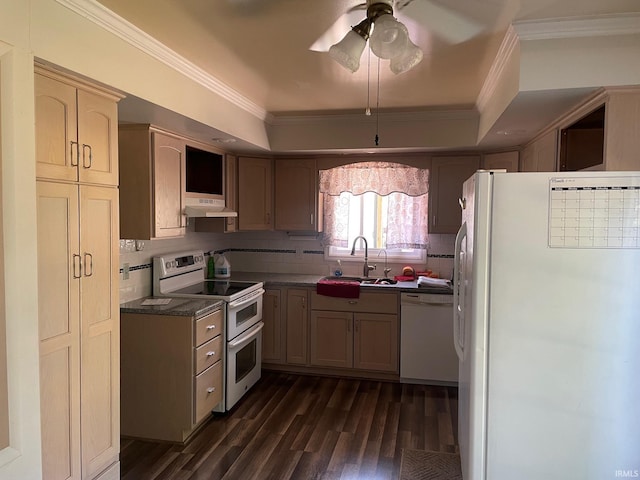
269,108,477,126
513,13,640,41
476,25,519,114
54,0,269,121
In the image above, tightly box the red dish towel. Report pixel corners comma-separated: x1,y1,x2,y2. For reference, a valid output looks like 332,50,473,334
316,279,360,298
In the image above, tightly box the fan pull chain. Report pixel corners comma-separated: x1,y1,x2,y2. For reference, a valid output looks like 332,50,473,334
366,48,371,116
375,56,380,146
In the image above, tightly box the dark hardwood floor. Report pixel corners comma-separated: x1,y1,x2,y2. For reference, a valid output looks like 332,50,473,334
121,372,459,480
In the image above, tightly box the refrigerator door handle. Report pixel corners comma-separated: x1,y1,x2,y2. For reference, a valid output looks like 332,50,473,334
453,221,467,361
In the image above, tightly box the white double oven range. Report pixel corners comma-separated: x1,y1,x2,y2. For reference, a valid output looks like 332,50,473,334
153,250,265,411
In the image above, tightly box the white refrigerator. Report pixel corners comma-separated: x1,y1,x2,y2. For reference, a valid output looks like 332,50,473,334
454,170,640,480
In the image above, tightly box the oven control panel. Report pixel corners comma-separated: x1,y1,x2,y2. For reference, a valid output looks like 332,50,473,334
154,250,206,279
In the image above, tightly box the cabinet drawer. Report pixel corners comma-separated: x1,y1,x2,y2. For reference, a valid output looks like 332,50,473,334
194,361,222,423
311,292,398,314
195,309,223,346
195,335,222,374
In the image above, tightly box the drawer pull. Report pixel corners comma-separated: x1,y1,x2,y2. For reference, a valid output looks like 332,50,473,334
348,300,357,305
207,387,216,394
206,351,216,357
206,325,216,331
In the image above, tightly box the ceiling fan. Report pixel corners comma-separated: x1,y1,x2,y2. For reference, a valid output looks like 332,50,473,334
310,0,496,74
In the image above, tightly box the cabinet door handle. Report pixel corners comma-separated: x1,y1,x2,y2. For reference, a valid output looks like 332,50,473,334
206,325,217,331
310,213,314,225
83,253,93,277
206,351,216,357
207,387,216,394
70,141,79,167
72,254,82,279
355,319,359,333
82,144,92,169
180,213,188,228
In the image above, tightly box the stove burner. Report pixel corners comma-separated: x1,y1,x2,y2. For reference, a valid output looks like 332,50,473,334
169,280,258,297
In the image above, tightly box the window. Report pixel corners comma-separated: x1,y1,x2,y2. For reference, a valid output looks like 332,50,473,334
319,162,429,262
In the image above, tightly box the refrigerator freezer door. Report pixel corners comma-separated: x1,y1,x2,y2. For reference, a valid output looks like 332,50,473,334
458,171,493,480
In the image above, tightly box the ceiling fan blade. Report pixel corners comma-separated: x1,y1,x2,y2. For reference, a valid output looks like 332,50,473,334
399,0,486,44
309,5,367,52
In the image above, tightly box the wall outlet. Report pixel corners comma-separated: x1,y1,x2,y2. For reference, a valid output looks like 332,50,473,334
122,263,130,280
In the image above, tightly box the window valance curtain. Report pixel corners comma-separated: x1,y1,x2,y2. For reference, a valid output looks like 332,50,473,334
319,162,430,249
319,161,429,197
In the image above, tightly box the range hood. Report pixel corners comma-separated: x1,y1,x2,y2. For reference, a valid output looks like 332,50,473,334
184,198,238,218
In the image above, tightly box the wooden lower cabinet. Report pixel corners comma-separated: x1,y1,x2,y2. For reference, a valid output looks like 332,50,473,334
310,311,398,373
310,311,352,369
263,288,398,376
353,313,398,372
286,289,309,365
120,308,223,443
262,289,284,364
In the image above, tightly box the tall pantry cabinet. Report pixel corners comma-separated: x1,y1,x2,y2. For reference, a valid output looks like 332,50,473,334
35,66,121,480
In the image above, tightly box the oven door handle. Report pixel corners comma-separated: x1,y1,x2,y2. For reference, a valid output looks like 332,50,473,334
228,288,265,310
228,321,264,350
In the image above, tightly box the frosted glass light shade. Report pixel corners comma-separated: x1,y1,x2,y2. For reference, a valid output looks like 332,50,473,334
329,30,367,73
390,38,424,74
369,14,408,60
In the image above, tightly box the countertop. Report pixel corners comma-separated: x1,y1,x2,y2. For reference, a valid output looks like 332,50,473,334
230,272,453,295
120,296,224,316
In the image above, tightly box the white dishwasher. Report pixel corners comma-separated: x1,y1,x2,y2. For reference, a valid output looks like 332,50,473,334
400,292,458,384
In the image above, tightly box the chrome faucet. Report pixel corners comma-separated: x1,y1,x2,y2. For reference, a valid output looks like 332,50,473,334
350,235,376,278
378,249,392,278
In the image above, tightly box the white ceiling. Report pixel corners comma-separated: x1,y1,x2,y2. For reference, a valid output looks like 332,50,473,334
97,0,640,154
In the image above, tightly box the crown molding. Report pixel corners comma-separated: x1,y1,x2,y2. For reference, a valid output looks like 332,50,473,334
54,0,269,121
513,12,640,41
268,108,478,126
476,24,519,114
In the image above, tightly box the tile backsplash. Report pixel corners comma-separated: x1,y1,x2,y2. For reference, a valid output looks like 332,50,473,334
119,226,456,303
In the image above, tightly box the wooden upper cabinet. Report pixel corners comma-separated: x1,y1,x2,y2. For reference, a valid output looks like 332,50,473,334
521,130,558,172
238,157,273,231
429,155,480,234
481,151,519,172
119,126,187,239
153,133,187,238
274,159,320,232
35,68,119,186
224,154,238,233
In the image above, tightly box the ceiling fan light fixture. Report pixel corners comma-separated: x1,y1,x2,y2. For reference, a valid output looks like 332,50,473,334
389,37,424,74
369,13,408,60
328,19,371,73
